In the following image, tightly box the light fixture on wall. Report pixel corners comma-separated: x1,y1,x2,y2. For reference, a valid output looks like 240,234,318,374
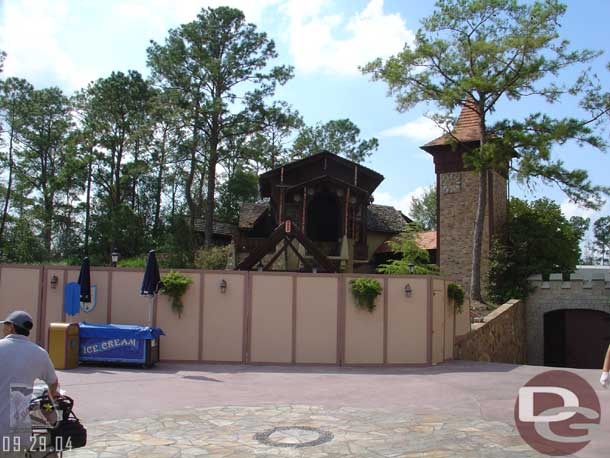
336,188,344,198
220,279,227,293
307,187,315,196
111,249,120,268
408,261,415,274
349,196,357,204
404,284,412,297
50,275,58,289
293,193,302,202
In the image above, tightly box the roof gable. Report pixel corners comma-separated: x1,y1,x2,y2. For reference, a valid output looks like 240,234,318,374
259,151,384,196
367,204,411,233
422,98,482,149
238,202,269,229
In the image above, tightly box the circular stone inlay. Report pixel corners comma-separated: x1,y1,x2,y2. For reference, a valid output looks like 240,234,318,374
254,426,333,448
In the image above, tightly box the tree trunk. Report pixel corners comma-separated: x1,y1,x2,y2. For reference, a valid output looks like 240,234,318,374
131,139,139,210
204,146,217,248
470,169,488,301
84,155,93,255
185,108,201,221
153,128,167,237
470,103,488,302
0,125,15,250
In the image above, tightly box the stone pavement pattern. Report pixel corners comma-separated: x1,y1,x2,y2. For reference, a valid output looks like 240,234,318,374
64,405,543,458
53,361,609,458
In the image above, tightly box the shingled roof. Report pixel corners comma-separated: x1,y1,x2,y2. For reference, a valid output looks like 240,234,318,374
422,98,482,148
192,218,236,237
367,204,410,233
375,230,437,254
238,202,269,229
237,201,409,234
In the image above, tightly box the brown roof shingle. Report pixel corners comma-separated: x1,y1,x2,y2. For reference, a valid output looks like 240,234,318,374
238,202,269,229
423,98,482,147
367,204,410,233
375,230,437,254
192,218,236,237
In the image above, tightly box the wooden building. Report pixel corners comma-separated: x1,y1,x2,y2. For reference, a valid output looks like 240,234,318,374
233,151,413,272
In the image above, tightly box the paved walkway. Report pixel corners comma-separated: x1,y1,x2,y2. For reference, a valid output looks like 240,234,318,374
54,361,609,457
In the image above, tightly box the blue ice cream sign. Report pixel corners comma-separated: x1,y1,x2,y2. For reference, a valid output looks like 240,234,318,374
80,337,145,362
78,323,164,364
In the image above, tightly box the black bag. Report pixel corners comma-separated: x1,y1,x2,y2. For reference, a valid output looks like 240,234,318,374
49,396,87,450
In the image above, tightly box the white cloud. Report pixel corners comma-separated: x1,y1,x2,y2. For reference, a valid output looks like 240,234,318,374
0,0,282,92
373,186,428,217
560,199,598,220
281,0,414,76
380,116,444,142
0,0,97,91
114,0,283,31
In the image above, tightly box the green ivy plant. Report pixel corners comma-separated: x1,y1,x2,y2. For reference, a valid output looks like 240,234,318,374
350,278,382,313
447,282,465,313
160,271,193,317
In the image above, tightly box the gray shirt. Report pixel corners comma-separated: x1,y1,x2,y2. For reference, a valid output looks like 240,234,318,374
0,334,58,452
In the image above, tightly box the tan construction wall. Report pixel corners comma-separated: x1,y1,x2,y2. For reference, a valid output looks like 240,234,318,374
0,265,455,366
250,274,293,363
202,272,245,362
387,277,428,364
156,272,200,361
295,275,338,364
0,266,42,343
344,275,385,364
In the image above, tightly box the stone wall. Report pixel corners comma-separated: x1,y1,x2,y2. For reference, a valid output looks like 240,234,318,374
525,271,610,365
439,170,506,294
455,299,526,364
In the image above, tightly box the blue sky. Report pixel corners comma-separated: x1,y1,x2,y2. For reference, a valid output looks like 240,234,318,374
1,0,609,227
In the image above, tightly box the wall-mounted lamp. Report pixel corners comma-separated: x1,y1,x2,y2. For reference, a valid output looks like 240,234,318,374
404,284,412,297
50,275,58,289
111,249,120,268
408,261,415,274
349,196,358,204
307,187,315,196
336,188,345,198
293,193,302,202
220,279,227,293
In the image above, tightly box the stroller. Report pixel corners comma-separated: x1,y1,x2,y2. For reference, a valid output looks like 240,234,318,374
28,384,87,457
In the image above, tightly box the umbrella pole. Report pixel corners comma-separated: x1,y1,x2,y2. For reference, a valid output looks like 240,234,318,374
148,296,155,327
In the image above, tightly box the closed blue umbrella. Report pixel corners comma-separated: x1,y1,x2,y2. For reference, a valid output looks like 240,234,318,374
141,250,161,296
77,257,91,303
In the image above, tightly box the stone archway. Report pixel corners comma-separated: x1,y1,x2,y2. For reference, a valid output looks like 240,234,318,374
544,309,610,369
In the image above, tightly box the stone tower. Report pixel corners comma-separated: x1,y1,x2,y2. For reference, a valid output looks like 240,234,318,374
420,100,507,295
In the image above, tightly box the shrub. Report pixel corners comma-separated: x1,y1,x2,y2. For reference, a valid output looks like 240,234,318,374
447,282,465,313
350,278,382,313
194,245,230,270
160,271,193,317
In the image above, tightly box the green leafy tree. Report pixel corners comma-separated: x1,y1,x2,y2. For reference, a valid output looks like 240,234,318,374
16,86,73,257
291,119,378,163
148,6,293,247
593,216,610,265
409,186,436,230
78,70,153,258
569,216,590,242
216,166,259,224
377,224,439,275
488,198,580,303
0,78,33,251
363,0,609,301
